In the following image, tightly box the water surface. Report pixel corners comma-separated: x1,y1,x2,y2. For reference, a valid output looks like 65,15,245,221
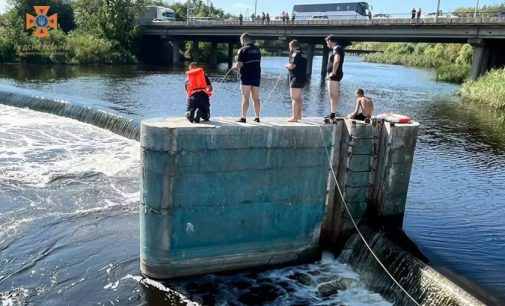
1,56,504,303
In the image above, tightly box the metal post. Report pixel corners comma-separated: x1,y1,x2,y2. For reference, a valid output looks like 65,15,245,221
474,0,480,18
186,1,190,25
436,0,441,22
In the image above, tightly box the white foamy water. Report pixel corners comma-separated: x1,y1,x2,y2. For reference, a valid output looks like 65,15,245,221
0,104,139,187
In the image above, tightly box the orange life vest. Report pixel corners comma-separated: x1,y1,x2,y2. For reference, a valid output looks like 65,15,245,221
186,68,212,97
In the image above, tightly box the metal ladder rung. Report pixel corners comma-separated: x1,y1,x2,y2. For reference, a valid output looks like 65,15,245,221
345,184,371,189
347,169,373,174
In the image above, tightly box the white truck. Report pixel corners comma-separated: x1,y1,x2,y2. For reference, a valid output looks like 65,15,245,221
139,6,176,24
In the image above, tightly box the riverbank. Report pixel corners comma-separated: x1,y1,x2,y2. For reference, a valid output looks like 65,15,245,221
355,42,472,83
354,42,505,110
460,68,505,110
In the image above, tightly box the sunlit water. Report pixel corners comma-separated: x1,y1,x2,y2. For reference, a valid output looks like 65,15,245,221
1,56,504,304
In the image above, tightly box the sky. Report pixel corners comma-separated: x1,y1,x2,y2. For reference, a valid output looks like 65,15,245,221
0,0,503,16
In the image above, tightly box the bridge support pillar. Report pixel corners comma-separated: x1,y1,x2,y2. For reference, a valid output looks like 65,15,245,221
469,39,505,80
227,43,234,70
209,42,218,68
305,44,314,80
321,45,330,80
170,40,182,66
191,40,200,61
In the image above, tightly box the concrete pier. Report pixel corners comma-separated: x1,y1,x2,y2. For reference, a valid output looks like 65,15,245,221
305,44,315,80
140,118,335,278
321,120,419,246
209,42,218,68
227,43,234,70
139,117,419,278
321,46,330,80
469,39,505,80
171,40,182,66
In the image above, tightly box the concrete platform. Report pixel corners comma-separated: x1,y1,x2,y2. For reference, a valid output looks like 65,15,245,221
140,117,335,279
139,117,419,278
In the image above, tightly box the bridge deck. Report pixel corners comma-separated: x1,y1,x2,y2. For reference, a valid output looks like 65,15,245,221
142,17,505,43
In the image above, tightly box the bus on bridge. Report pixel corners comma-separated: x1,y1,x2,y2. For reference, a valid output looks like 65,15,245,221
293,2,370,21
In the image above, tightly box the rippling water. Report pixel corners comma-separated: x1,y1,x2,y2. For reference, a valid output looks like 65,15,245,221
1,56,505,304
0,105,389,305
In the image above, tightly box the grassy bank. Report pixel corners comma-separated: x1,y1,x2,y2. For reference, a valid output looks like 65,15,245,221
460,69,505,110
355,42,472,83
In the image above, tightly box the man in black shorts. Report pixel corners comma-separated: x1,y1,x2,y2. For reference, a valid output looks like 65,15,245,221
285,39,307,122
233,33,262,123
325,35,345,123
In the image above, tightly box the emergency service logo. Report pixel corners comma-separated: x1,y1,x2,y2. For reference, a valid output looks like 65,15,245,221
26,6,58,38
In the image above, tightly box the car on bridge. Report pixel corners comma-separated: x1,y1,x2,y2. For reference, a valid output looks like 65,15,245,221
293,2,370,20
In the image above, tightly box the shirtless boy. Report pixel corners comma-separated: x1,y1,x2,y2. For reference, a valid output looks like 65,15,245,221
348,88,373,122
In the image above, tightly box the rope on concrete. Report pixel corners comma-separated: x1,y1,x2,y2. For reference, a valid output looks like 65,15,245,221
318,123,421,306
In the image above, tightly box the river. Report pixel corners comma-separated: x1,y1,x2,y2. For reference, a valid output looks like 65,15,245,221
0,56,504,305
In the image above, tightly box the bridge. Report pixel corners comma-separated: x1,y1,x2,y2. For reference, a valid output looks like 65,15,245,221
140,17,505,79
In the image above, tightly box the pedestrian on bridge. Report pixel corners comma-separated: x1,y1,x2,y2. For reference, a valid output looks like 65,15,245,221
239,14,243,25
286,40,307,122
262,12,266,24
233,33,262,123
324,35,345,123
411,8,416,19
266,13,270,24
416,8,422,21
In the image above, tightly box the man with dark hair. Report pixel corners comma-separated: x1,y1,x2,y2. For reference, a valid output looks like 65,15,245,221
233,33,262,123
347,88,374,122
324,35,345,123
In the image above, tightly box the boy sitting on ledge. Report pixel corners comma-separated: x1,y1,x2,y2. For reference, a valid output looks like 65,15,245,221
347,88,373,123
185,62,213,123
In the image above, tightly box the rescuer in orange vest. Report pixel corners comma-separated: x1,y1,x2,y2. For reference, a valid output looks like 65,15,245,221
185,62,213,123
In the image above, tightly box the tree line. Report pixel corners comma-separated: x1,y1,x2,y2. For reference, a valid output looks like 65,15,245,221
0,0,227,64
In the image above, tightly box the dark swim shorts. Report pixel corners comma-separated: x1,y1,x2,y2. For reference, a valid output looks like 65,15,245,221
241,78,261,87
290,80,306,89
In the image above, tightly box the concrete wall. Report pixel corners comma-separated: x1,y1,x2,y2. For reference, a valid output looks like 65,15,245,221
140,118,335,279
139,117,419,278
321,120,419,246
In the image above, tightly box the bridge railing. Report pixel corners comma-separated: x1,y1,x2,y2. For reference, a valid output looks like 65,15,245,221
148,15,505,27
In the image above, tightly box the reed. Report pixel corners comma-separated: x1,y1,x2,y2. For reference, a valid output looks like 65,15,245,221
460,69,505,110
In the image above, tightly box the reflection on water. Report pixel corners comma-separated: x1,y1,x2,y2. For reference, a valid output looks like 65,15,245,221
1,56,505,303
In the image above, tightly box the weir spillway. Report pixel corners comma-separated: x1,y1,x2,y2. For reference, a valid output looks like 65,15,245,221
0,85,489,305
139,117,419,278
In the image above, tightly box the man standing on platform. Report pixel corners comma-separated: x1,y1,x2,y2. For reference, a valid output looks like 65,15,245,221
233,33,262,123
324,35,345,123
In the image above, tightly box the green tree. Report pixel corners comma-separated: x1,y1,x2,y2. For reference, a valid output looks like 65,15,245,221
169,0,228,20
72,0,146,62
454,3,505,17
